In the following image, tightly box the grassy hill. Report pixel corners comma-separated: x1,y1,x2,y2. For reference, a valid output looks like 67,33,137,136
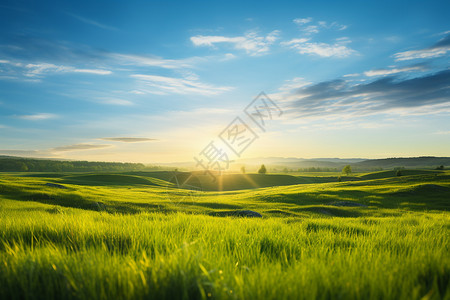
239,156,450,172
353,156,450,169
0,170,449,299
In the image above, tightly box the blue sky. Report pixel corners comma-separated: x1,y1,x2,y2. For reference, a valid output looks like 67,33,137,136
0,0,449,163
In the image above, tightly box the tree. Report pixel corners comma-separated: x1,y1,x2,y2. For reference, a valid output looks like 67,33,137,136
342,165,352,176
258,164,267,174
396,170,402,176
19,162,28,172
240,166,246,174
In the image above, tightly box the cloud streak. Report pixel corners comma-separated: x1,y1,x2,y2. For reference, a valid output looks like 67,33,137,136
24,63,112,77
394,34,450,61
130,73,233,96
110,53,199,69
67,13,118,31
100,137,157,143
52,143,112,152
364,65,425,77
17,113,58,120
0,60,112,79
283,70,450,120
96,98,134,106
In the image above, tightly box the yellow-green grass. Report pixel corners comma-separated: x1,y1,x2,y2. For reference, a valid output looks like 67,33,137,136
0,170,449,299
1,170,448,215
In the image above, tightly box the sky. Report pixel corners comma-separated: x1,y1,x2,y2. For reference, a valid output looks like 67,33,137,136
0,0,449,164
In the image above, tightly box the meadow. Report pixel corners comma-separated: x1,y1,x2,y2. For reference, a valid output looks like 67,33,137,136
0,170,449,299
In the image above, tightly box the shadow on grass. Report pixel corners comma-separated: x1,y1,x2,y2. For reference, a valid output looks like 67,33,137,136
294,206,363,217
260,185,450,212
59,174,159,187
0,183,157,215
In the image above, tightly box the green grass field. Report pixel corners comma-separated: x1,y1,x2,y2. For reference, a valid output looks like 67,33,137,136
0,170,449,299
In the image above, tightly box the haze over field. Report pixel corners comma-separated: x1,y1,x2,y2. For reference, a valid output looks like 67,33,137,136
0,0,449,164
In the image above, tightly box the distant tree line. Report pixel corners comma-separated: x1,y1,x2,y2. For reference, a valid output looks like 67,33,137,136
0,157,161,172
272,166,384,173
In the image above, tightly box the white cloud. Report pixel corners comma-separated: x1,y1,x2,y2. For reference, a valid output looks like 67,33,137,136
343,73,360,77
73,69,112,75
281,38,310,46
222,53,236,61
364,66,425,77
303,25,319,34
24,63,112,77
97,98,134,106
131,74,233,96
190,30,280,56
17,113,58,120
282,39,356,58
293,18,312,25
394,47,450,61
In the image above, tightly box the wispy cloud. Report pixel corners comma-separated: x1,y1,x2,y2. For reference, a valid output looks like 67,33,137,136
17,113,58,120
190,30,280,56
293,18,312,25
394,34,450,61
282,70,450,120
130,73,233,96
97,98,134,106
278,77,311,92
282,38,310,45
110,53,198,69
67,13,118,31
317,21,348,31
293,17,347,35
364,65,425,77
52,143,112,152
99,137,157,143
281,38,356,58
302,25,319,34
72,69,112,75
25,63,112,77
0,60,112,79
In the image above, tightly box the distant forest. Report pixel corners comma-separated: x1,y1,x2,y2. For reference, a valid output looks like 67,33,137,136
0,156,162,172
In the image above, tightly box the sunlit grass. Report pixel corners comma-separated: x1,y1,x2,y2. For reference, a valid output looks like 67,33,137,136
0,171,449,299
